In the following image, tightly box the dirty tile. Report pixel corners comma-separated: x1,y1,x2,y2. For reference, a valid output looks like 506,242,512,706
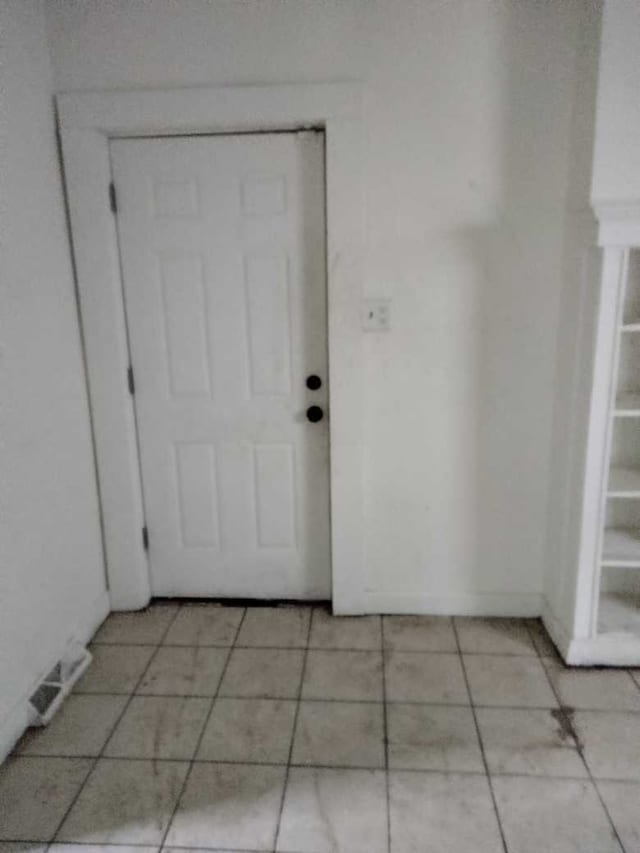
387,704,483,772
236,606,310,648
197,698,297,763
302,650,383,701
219,648,304,699
0,846,47,853
389,771,502,853
527,619,560,658
455,617,536,656
385,651,468,704
56,758,188,844
163,604,244,646
493,776,622,853
93,605,178,645
292,701,385,768
277,767,387,853
464,654,557,708
0,757,91,841
598,780,640,851
137,647,228,696
165,763,285,849
383,615,457,652
574,711,640,780
16,695,127,757
51,846,156,853
476,707,587,777
543,659,640,711
105,696,210,759
74,645,155,694
309,607,381,650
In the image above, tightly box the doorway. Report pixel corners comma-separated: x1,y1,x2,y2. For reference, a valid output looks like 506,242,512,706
110,132,331,598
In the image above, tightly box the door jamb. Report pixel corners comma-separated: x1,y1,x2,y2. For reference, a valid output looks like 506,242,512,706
58,84,365,613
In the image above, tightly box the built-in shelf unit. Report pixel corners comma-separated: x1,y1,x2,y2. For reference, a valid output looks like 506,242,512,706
597,249,640,641
544,239,640,665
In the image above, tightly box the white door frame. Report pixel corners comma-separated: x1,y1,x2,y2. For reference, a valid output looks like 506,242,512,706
58,84,365,613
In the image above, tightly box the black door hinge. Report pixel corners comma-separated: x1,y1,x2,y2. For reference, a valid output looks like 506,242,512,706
142,526,149,551
109,181,117,214
127,365,135,395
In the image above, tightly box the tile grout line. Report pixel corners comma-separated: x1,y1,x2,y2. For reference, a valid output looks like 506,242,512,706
272,609,314,853
91,640,549,658
451,618,509,853
46,604,185,849
380,615,392,853
525,621,628,853
626,668,640,696
66,688,640,714
8,752,639,783
157,605,248,850
44,843,310,852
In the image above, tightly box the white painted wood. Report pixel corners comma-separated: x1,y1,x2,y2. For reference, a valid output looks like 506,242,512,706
607,466,640,497
613,391,640,415
601,529,640,567
599,591,640,634
111,133,330,598
544,596,640,666
58,84,365,611
595,202,640,247
571,248,627,641
58,128,151,609
551,225,640,660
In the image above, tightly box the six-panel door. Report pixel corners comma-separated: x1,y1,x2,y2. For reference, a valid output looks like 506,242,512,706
110,133,330,598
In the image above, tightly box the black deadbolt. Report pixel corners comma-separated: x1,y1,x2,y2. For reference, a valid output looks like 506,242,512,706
306,374,322,391
306,405,324,423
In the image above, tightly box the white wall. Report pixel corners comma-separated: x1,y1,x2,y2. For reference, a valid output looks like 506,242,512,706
45,0,602,614
592,0,640,204
0,0,107,759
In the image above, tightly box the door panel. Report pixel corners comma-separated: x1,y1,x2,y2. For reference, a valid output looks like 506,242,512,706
110,132,330,598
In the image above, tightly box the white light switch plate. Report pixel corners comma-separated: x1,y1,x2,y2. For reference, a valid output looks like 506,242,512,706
362,299,391,332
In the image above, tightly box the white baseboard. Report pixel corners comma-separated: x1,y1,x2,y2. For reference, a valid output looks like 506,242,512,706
541,597,640,666
0,588,110,763
541,598,572,660
362,591,543,617
563,633,640,666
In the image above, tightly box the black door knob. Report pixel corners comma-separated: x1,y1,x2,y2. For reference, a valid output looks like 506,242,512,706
306,374,322,391
306,405,324,423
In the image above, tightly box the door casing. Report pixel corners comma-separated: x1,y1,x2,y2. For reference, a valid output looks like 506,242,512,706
58,84,365,613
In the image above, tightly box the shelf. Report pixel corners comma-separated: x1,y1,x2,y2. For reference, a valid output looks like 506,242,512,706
598,591,640,637
621,323,640,333
613,392,640,416
602,528,640,566
607,466,640,497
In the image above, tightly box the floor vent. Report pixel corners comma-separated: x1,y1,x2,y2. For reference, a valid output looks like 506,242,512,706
28,644,92,726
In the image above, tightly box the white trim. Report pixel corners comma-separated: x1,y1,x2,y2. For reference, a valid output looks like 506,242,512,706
593,200,640,247
57,84,366,613
544,597,640,665
0,589,109,762
364,592,543,617
572,248,627,640
563,634,640,667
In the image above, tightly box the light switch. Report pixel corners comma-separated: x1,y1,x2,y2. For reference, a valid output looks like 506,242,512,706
362,299,391,332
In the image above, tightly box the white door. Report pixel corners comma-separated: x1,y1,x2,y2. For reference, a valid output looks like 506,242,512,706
110,132,330,599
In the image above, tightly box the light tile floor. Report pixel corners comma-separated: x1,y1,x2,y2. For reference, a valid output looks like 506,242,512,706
2,603,640,852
